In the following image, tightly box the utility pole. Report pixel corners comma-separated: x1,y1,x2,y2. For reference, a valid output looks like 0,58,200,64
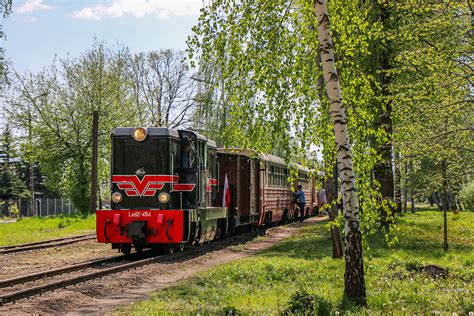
28,106,35,216
90,111,99,213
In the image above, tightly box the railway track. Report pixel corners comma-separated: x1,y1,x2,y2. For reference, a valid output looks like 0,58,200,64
0,230,262,306
0,234,96,254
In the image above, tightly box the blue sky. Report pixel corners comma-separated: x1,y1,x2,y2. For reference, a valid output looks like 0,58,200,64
3,0,203,74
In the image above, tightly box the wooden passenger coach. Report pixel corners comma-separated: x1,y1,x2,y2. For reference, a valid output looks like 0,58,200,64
217,149,318,228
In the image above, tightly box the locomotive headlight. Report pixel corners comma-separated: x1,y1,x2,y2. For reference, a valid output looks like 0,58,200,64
133,127,147,142
112,192,122,203
158,192,170,204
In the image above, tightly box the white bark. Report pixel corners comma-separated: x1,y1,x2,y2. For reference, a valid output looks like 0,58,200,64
314,0,360,232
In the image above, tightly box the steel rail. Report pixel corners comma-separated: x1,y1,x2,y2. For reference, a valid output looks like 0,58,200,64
0,235,96,254
0,254,129,288
0,231,261,306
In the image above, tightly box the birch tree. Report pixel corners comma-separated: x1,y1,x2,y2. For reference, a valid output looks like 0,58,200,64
189,0,368,305
314,0,365,304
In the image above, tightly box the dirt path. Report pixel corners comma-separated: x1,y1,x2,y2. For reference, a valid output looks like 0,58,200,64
0,217,327,315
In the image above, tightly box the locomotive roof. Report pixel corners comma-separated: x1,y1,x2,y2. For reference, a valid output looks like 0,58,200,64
113,127,180,139
178,129,207,141
207,140,217,149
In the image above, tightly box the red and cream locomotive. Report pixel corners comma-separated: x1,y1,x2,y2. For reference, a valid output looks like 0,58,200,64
96,127,318,254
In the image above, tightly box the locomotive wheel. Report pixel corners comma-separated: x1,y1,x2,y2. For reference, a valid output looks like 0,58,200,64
168,244,175,254
121,244,131,256
178,243,185,252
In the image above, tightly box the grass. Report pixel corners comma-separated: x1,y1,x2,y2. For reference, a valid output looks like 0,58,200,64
122,208,474,315
0,214,96,246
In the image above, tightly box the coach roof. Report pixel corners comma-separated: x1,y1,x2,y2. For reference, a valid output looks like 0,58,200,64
113,127,180,139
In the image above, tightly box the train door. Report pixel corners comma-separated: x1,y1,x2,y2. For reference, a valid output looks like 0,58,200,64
239,156,251,221
250,158,260,220
206,145,218,207
197,140,207,207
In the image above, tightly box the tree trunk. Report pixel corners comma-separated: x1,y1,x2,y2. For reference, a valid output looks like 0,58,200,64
403,160,408,213
375,2,395,230
90,111,99,213
409,159,415,213
316,40,343,259
325,166,343,259
441,160,448,251
394,152,402,213
27,109,36,217
314,0,366,306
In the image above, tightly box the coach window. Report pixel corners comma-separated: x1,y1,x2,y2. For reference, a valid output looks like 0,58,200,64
278,167,282,186
271,166,276,186
270,165,273,186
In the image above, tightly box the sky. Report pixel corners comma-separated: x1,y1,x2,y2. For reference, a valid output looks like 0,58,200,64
3,0,204,74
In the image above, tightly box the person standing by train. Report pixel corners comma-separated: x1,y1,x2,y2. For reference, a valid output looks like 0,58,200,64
294,185,306,222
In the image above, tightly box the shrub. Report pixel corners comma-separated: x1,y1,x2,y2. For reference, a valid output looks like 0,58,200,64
459,182,474,210
285,289,331,316
9,202,20,218
223,305,240,315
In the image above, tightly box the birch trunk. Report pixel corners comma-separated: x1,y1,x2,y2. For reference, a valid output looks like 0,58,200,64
314,0,366,306
325,171,343,259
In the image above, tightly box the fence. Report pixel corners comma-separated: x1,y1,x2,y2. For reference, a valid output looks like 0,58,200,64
1,198,79,218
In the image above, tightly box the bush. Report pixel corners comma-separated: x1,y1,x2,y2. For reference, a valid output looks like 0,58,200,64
285,289,331,316
460,182,474,210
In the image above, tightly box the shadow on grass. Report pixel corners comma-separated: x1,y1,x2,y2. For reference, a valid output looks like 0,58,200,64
260,229,333,260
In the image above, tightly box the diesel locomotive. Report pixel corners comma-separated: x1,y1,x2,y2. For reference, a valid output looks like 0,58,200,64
96,127,318,254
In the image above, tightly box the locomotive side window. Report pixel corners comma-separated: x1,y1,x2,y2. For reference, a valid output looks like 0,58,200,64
181,138,196,169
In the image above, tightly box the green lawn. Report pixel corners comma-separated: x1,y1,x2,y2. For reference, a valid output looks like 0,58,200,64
123,209,474,314
0,214,96,246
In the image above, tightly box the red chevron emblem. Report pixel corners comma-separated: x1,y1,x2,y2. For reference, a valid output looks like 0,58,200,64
112,175,178,197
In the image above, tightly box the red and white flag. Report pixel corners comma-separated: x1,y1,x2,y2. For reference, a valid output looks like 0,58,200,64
222,173,231,208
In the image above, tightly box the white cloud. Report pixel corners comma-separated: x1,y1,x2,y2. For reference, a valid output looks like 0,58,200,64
16,0,52,14
70,0,204,21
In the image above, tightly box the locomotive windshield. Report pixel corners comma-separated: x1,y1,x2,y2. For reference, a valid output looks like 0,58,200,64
112,136,180,210
113,137,170,175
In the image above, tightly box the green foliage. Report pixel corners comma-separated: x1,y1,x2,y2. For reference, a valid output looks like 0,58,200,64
390,2,472,199
460,182,474,210
0,125,29,199
0,0,13,83
123,210,474,314
0,213,95,246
